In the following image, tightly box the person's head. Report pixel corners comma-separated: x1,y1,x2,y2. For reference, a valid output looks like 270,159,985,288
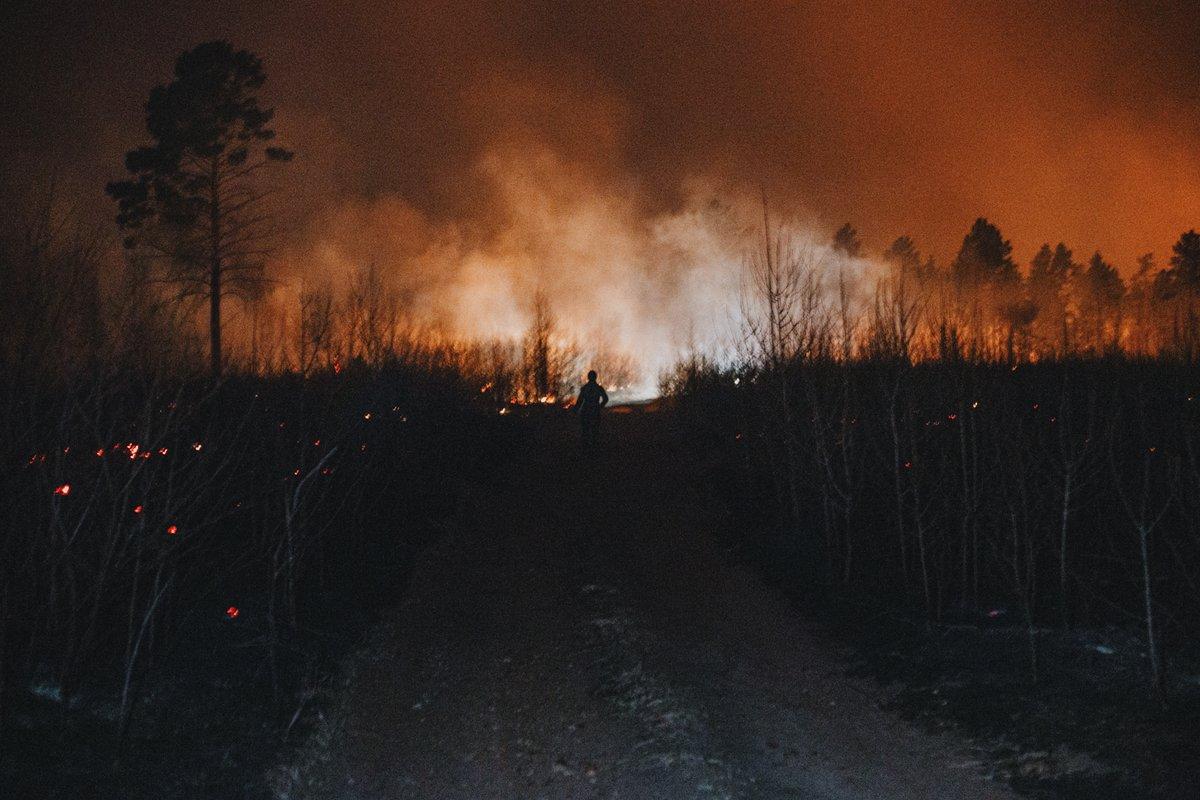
587,370,597,383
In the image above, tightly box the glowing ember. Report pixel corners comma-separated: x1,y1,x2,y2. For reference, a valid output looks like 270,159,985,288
498,407,510,415
192,442,203,451
133,504,144,514
53,483,71,496
166,524,178,535
363,412,372,420
225,605,240,619
158,447,169,456
94,448,105,458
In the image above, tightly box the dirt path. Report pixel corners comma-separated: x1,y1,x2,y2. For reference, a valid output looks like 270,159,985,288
288,411,1016,799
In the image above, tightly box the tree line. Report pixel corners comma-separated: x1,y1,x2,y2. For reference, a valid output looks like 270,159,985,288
832,217,1200,364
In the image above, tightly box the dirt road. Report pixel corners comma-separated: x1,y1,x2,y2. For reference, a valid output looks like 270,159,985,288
287,411,1016,799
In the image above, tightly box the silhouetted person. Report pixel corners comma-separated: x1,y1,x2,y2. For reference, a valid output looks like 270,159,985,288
576,370,608,446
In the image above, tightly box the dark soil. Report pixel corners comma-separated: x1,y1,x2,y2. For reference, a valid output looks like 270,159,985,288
837,608,1200,800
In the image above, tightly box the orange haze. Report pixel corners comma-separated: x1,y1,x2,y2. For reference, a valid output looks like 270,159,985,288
2,1,1199,384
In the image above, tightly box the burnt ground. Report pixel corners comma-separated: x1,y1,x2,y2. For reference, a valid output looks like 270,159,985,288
278,409,1027,799
829,598,1200,800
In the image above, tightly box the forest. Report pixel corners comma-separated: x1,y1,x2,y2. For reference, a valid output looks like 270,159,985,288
4,32,1200,800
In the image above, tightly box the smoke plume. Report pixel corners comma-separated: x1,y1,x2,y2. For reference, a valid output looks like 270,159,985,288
3,1,1199,387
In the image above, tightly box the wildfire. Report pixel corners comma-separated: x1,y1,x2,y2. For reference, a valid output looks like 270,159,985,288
53,483,71,496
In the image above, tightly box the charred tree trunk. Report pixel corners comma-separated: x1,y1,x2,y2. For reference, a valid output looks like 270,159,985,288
210,158,223,381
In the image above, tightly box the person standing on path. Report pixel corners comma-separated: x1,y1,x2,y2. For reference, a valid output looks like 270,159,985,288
576,370,609,447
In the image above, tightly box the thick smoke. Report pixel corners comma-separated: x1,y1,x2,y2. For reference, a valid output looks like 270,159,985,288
2,1,1199,387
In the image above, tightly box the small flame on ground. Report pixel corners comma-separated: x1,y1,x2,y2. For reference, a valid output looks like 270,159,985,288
225,605,240,619
166,524,178,535
53,483,71,496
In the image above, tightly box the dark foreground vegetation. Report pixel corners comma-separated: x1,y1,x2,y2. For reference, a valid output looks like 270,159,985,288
668,358,1200,798
0,218,526,796
1,366,507,798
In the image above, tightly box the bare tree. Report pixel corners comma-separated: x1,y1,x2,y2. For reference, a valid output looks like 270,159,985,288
1109,393,1175,703
297,281,335,376
740,199,830,559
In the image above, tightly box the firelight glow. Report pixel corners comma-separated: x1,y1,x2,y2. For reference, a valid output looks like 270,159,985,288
9,3,1199,393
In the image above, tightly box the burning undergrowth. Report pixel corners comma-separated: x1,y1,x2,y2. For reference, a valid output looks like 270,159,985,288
0,363,509,798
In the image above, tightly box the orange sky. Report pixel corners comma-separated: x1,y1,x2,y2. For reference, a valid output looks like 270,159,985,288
3,1,1199,268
